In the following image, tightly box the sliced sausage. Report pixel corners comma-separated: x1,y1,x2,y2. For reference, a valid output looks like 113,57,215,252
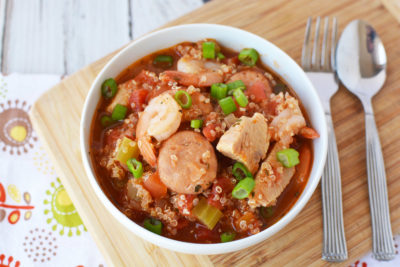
158,131,217,194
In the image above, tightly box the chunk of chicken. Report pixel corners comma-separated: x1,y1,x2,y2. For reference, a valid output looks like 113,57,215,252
158,131,217,194
269,92,306,146
248,142,295,208
216,113,269,174
106,79,137,113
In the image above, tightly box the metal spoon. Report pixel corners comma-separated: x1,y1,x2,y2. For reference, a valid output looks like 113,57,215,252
336,20,395,261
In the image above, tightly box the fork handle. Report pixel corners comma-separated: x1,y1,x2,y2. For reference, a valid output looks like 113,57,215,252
321,114,348,262
365,113,395,261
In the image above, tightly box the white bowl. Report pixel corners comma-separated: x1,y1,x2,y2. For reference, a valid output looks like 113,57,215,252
80,23,327,255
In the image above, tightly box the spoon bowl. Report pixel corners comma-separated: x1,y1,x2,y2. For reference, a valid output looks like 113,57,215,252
336,20,386,99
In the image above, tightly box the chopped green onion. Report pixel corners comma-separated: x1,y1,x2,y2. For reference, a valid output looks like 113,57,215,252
276,148,300,168
192,198,223,230
221,232,236,242
174,90,192,109
202,42,215,59
233,89,248,107
218,97,237,115
274,83,287,94
127,158,143,178
111,104,128,121
232,177,255,199
232,162,253,180
101,78,118,99
217,52,225,59
153,55,173,67
191,119,203,129
100,115,113,127
227,80,246,95
143,218,162,235
238,48,259,66
260,206,274,218
211,83,228,100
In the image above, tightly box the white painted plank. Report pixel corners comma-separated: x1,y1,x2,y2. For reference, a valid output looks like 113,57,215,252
63,0,131,74
0,0,7,73
130,0,204,38
2,0,65,74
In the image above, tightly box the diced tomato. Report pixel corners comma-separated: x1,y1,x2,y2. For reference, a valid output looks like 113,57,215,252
234,211,261,232
299,127,320,139
143,172,167,199
223,56,239,65
134,70,158,87
129,89,148,111
176,194,196,216
233,99,245,117
202,124,217,142
176,218,189,230
260,98,278,116
207,177,234,210
246,81,268,103
195,223,219,242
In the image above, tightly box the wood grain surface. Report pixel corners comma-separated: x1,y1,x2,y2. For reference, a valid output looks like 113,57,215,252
29,0,400,266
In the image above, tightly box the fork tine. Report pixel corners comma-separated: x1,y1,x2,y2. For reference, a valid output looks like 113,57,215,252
311,16,321,70
330,17,338,71
321,17,329,70
301,17,312,69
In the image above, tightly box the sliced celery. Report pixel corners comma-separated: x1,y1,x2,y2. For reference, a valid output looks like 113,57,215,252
115,136,139,165
192,198,223,230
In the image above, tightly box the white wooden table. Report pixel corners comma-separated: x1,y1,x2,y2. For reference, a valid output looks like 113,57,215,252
0,0,208,75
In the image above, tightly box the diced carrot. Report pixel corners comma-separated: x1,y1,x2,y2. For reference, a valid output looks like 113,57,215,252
129,89,148,111
246,81,268,103
143,172,167,199
295,144,312,184
299,127,320,139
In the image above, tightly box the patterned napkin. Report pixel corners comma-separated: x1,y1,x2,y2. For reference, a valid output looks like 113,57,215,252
0,74,105,267
0,73,398,266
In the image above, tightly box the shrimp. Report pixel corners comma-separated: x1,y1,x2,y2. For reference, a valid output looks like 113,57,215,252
161,55,224,87
136,92,182,167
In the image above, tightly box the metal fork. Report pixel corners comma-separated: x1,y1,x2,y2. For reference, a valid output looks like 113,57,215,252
301,17,348,262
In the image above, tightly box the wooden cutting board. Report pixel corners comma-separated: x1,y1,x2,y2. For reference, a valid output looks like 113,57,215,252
29,0,400,266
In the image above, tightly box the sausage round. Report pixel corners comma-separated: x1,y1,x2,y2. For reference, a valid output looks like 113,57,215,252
158,131,217,194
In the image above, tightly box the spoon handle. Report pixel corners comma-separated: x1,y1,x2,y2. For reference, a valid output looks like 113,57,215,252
365,113,395,261
321,114,348,262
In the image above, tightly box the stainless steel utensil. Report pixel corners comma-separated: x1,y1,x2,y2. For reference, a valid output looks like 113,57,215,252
336,19,395,261
302,17,347,262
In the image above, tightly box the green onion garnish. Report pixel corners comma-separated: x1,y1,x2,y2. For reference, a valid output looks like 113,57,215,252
111,104,128,121
202,42,215,59
232,177,255,199
211,83,228,100
220,232,236,243
276,148,300,168
101,78,118,99
143,218,162,235
238,48,259,66
218,97,237,115
232,162,253,180
233,89,248,107
217,52,225,59
260,206,274,218
174,90,192,109
100,115,113,127
127,158,143,178
190,119,203,129
227,80,246,95
153,55,173,67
